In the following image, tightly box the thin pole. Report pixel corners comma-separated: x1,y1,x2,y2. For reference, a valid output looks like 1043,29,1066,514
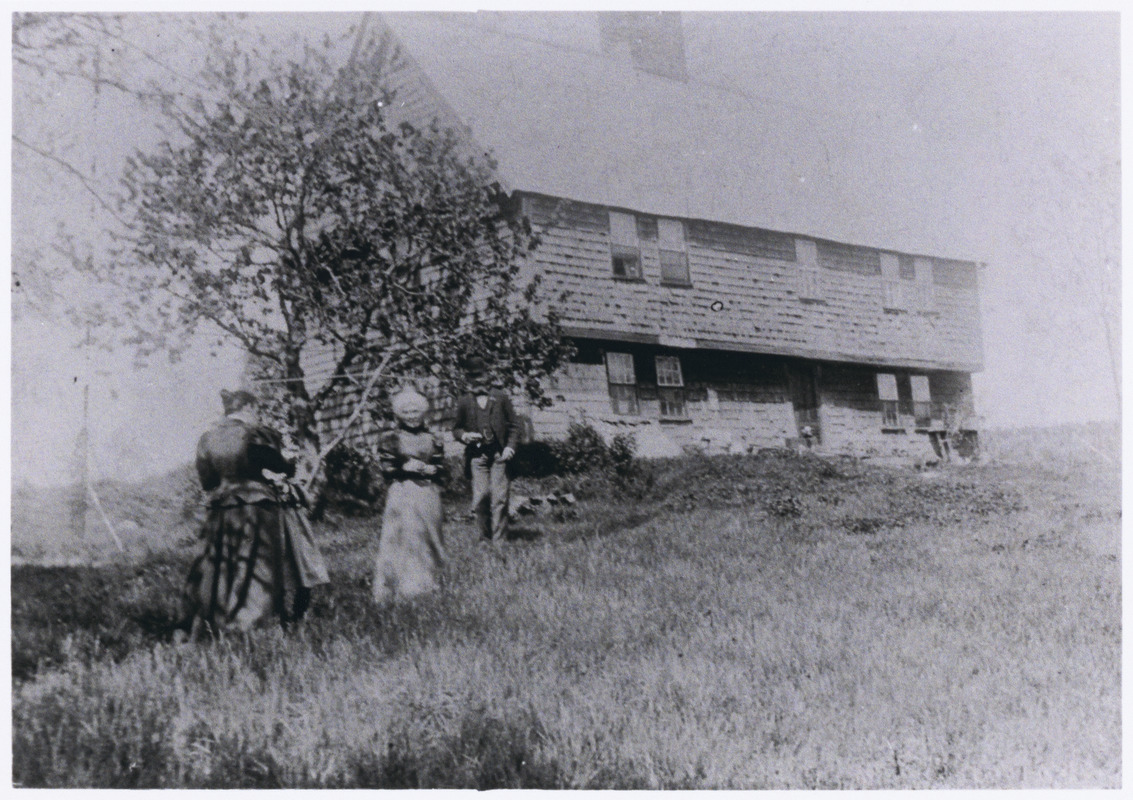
88,480,125,552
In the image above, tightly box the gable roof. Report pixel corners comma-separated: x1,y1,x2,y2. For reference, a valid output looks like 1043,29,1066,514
378,12,977,263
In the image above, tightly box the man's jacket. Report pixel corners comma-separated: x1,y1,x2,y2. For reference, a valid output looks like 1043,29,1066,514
452,390,521,454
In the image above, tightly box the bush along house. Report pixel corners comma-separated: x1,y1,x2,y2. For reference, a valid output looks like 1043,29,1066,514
341,12,985,461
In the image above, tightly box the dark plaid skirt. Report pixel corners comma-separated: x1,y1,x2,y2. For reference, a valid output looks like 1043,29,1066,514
183,498,329,633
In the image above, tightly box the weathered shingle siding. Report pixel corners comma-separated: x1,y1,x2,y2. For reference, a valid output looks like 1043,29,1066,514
525,193,983,372
513,350,798,452
376,23,481,157
305,22,986,459
818,363,972,457
516,360,612,440
512,342,975,459
817,364,903,455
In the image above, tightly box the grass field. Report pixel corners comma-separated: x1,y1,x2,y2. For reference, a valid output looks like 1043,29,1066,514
10,425,1121,788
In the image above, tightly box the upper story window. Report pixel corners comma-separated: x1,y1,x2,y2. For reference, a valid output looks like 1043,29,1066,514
882,252,936,312
657,218,691,286
609,211,643,280
795,238,824,302
655,355,688,420
605,351,639,415
817,240,882,276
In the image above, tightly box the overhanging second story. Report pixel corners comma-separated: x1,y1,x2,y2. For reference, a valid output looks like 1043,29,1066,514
376,12,985,374
520,191,983,374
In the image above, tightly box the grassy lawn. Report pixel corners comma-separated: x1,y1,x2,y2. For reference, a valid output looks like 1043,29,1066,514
10,432,1121,788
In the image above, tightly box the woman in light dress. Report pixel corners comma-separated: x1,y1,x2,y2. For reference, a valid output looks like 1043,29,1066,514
372,388,448,603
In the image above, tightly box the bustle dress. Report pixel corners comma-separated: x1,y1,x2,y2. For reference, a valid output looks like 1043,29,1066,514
183,416,330,633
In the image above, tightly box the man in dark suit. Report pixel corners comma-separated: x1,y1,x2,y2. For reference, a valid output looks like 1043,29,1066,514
452,356,520,542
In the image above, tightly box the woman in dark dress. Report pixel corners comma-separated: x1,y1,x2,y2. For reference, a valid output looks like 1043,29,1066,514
180,389,329,638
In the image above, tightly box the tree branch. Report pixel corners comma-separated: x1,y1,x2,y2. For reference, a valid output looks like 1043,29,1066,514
304,348,393,493
14,134,133,229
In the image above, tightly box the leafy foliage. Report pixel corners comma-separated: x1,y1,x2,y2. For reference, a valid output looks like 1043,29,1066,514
320,444,385,514
547,423,637,478
107,28,572,480
550,423,610,475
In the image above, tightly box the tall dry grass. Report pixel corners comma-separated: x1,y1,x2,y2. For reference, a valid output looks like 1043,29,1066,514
11,435,1121,788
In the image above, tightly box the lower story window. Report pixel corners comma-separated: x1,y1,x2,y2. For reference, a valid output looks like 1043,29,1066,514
877,372,934,429
609,383,639,415
911,375,934,428
655,355,688,419
659,387,687,420
877,372,901,429
606,352,639,414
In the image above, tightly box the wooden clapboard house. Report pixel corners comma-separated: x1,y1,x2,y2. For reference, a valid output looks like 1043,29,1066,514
312,12,984,459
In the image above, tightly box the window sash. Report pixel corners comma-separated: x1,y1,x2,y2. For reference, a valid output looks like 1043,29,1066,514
655,355,684,387
913,400,934,428
658,387,687,419
797,266,822,300
876,373,899,401
910,375,931,403
609,383,639,415
657,218,686,250
880,400,900,428
659,250,690,284
636,215,658,242
882,279,909,311
609,210,638,246
611,244,642,279
605,352,636,385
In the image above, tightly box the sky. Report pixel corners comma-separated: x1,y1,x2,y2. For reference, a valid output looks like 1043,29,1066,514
7,8,1123,486
675,11,1120,429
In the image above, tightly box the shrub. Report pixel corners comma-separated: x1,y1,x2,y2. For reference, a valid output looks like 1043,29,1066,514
764,493,804,518
508,441,560,478
551,423,611,475
608,433,637,480
322,444,384,514
540,424,646,499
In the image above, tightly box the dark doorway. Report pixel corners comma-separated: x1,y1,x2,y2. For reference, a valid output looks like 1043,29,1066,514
786,362,822,444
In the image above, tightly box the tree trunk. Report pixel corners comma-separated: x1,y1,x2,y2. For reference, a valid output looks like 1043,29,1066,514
281,349,326,514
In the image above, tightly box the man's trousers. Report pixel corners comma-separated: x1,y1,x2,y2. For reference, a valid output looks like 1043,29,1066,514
470,454,509,541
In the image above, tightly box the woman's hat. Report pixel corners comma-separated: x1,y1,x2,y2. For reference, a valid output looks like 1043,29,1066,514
391,387,430,418
220,389,259,415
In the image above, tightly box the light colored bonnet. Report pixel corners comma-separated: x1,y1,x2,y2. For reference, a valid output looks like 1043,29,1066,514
391,387,429,418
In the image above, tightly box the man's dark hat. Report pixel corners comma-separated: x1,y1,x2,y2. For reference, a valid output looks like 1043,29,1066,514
463,356,489,378
220,388,259,414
